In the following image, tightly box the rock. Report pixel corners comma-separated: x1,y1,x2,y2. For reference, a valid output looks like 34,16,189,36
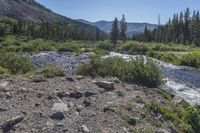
50,103,68,120
76,75,84,80
173,96,184,105
81,125,90,133
66,76,75,82
116,91,124,97
1,115,24,133
0,81,9,87
95,81,115,91
70,91,83,99
76,105,83,112
84,91,96,97
55,91,70,99
52,103,68,112
103,105,115,113
50,112,65,120
128,117,137,126
111,77,121,84
0,106,8,112
83,99,92,107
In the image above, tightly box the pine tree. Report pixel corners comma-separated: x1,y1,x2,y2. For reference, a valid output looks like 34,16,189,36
119,14,127,42
111,18,119,44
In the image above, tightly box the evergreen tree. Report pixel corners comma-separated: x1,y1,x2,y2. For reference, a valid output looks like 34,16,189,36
119,14,127,42
111,18,119,44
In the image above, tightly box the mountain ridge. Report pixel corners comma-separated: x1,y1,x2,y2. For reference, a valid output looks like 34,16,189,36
77,19,157,37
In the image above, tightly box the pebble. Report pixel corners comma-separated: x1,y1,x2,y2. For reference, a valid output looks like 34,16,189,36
81,125,90,133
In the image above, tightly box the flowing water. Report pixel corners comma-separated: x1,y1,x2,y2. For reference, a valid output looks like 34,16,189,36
30,51,200,105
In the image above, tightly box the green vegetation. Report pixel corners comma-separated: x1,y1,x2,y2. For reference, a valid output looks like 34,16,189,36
77,57,162,87
133,8,200,46
0,52,33,74
148,102,200,133
180,50,200,68
0,17,108,41
34,65,66,78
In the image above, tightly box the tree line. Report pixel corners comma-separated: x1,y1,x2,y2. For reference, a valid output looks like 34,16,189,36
0,18,108,41
133,8,200,46
110,15,127,44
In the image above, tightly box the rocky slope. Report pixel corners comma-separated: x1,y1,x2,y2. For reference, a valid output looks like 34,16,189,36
0,75,192,133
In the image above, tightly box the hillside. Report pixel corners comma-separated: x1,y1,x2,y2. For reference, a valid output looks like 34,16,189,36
77,19,157,37
0,0,108,40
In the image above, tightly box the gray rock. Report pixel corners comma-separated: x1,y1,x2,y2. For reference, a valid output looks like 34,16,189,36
0,106,8,112
50,103,68,120
81,125,90,133
52,103,68,112
66,76,75,82
55,91,70,99
173,96,184,105
50,112,65,120
70,91,83,99
83,99,92,107
84,91,96,97
128,117,137,126
95,81,115,91
1,115,24,133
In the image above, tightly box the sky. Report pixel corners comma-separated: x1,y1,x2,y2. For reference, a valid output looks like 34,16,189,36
36,0,200,24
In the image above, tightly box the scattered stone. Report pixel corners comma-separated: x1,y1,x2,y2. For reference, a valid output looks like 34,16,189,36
84,91,96,97
83,99,92,107
95,81,115,91
76,75,84,80
50,103,68,120
5,92,12,99
103,105,115,113
55,91,70,99
1,115,24,133
70,91,83,99
66,76,75,82
81,125,90,133
0,106,8,111
116,91,124,97
128,117,137,126
111,77,121,84
0,81,9,87
76,105,83,112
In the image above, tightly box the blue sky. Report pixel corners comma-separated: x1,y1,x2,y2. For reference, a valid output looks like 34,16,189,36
36,0,200,24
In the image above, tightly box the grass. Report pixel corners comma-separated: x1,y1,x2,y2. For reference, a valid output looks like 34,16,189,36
77,57,162,88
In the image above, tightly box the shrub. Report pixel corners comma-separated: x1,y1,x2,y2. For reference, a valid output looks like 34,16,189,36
180,50,200,68
119,42,149,55
35,65,66,78
0,66,8,74
56,43,80,52
0,52,33,74
77,57,162,87
147,51,179,64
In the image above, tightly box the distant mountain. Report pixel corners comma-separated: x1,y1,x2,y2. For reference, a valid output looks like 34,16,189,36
77,19,157,37
0,0,108,40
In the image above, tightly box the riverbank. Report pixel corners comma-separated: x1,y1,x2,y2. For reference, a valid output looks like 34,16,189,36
0,76,199,133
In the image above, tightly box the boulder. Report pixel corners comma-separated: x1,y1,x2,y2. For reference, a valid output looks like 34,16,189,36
1,115,24,133
128,117,137,126
95,81,115,91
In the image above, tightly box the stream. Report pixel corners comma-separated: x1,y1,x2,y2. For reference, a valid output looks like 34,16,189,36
30,51,200,106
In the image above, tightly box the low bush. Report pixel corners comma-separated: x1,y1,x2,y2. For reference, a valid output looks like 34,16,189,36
0,52,33,74
77,57,162,87
35,65,66,78
147,51,179,64
148,102,200,133
0,66,8,74
119,41,149,55
180,50,200,68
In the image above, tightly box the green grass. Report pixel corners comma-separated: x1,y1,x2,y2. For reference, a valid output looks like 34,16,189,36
77,57,162,88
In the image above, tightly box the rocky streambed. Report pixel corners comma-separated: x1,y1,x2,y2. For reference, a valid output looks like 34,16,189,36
30,51,200,106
